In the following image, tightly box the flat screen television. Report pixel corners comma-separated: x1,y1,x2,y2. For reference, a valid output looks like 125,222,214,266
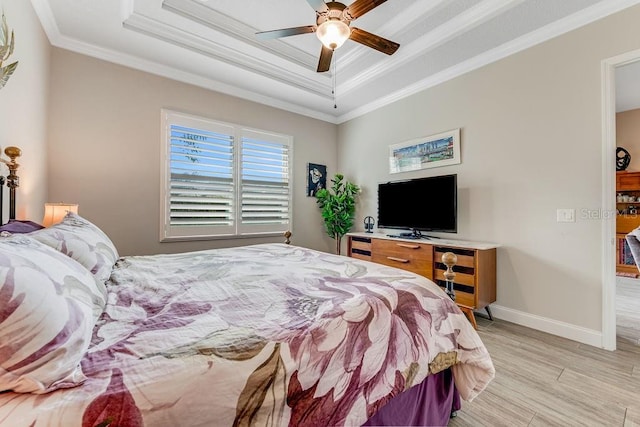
377,174,457,235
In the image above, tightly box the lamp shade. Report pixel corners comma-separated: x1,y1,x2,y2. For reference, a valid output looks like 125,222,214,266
316,19,350,50
42,203,79,227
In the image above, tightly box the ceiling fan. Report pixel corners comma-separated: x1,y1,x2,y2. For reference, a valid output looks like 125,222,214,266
255,0,400,73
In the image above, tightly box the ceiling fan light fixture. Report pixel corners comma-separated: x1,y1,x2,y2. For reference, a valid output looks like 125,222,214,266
316,19,350,50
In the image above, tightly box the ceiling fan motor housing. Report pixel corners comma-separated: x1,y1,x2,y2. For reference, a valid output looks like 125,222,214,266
316,2,351,50
316,2,348,26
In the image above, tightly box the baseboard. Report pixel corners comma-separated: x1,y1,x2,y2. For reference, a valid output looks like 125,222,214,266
486,305,603,348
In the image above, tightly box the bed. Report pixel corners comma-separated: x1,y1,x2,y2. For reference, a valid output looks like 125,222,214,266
0,148,495,427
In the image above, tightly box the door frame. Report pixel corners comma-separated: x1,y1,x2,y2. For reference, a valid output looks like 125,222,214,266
601,48,640,351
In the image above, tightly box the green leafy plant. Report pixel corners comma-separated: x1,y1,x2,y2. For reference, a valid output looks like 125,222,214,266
315,173,360,255
0,13,18,90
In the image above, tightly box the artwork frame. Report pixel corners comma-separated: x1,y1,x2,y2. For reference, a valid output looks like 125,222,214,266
307,163,327,197
389,128,461,174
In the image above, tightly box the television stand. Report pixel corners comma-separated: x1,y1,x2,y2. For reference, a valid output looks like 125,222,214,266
346,232,498,330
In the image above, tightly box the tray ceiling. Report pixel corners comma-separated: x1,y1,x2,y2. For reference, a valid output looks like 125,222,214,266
31,0,640,123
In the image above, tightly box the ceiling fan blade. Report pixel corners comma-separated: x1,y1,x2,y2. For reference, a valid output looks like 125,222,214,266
306,0,329,14
256,25,316,40
317,45,333,72
343,0,387,21
349,27,399,55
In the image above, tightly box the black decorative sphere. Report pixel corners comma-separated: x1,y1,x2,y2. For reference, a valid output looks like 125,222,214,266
617,147,631,171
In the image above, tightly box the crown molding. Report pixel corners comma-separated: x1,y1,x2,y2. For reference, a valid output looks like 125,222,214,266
162,0,322,74
337,0,640,123
29,0,62,43
28,0,338,123
31,0,640,126
123,12,332,99
337,0,450,70
338,0,526,97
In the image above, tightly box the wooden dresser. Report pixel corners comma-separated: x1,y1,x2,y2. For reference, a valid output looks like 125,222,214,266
347,232,498,327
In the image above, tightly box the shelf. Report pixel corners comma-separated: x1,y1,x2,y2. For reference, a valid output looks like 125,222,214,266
616,171,640,275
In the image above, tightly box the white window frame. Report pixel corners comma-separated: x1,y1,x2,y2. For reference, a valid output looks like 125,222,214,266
160,109,293,242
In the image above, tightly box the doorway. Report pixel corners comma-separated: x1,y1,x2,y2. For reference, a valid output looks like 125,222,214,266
602,49,640,350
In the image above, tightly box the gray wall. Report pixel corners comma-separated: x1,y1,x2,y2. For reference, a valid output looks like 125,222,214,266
0,0,50,222
47,49,338,256
338,5,640,333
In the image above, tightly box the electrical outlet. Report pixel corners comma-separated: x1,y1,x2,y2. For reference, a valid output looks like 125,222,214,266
556,208,575,223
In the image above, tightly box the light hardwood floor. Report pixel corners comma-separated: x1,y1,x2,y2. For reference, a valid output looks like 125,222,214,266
617,278,640,345
449,317,640,427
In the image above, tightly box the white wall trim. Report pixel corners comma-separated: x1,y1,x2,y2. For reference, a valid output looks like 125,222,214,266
337,0,450,70
601,48,640,351
339,0,526,97
122,12,332,98
28,0,337,124
55,34,338,123
29,0,61,43
338,0,640,123
601,56,617,351
162,0,320,72
489,305,603,348
32,0,640,124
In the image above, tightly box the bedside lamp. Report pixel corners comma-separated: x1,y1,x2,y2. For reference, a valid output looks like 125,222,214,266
42,203,78,227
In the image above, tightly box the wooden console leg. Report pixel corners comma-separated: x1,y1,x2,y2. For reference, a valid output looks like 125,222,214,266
485,305,493,321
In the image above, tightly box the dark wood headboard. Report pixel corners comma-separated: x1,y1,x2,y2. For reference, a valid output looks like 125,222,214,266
1,146,21,224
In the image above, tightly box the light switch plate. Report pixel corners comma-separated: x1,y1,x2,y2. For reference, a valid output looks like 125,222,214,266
557,208,575,223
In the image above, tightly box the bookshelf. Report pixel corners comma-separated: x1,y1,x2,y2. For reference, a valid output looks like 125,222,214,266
616,171,640,277
616,234,638,277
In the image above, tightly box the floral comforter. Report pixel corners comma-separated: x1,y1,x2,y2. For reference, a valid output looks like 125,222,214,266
0,243,494,426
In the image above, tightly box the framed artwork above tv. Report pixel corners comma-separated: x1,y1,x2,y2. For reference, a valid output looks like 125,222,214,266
389,128,461,174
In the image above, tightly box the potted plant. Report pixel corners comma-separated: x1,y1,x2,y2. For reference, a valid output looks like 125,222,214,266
315,173,360,255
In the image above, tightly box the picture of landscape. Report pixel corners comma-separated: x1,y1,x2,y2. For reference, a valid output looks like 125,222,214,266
389,129,461,173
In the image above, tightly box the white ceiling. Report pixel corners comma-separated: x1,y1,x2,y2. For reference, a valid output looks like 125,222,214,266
30,0,640,123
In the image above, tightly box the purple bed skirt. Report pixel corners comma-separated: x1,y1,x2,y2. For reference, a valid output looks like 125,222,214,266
363,368,460,426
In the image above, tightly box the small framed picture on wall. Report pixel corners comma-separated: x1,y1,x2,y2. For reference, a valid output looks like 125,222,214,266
307,163,327,197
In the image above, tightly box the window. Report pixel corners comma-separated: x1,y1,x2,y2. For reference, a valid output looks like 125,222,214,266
160,110,292,241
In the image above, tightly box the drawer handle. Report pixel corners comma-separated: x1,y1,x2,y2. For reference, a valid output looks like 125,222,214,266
396,243,420,249
387,256,409,263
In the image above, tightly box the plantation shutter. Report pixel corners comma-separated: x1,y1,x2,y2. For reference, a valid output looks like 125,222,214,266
161,110,292,241
239,130,291,234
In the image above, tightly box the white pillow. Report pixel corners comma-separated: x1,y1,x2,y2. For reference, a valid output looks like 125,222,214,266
0,235,103,393
30,212,119,288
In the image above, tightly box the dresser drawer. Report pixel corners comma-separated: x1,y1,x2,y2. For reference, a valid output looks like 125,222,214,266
434,250,475,269
351,239,371,252
434,269,474,287
371,239,433,279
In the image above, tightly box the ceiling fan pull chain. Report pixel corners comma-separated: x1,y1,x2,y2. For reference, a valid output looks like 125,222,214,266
333,51,337,109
